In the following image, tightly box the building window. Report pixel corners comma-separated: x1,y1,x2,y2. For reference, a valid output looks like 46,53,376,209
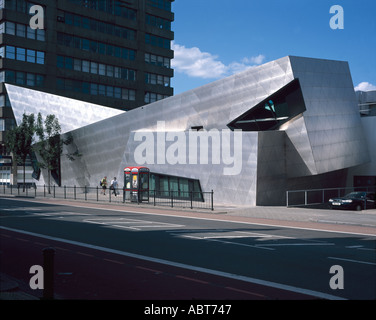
98,63,106,76
16,24,26,37
65,57,73,70
90,61,98,74
36,29,45,41
5,22,15,35
26,26,35,39
16,71,25,85
145,53,170,69
74,59,81,71
36,75,44,87
2,46,45,64
98,84,105,96
16,47,26,61
3,21,45,41
146,14,171,31
56,55,137,82
145,92,168,104
82,60,90,72
228,79,306,131
57,32,135,61
147,0,172,12
26,73,35,86
145,34,170,49
146,73,170,87
36,51,44,64
122,88,136,101
5,46,15,59
26,49,36,63
62,10,136,41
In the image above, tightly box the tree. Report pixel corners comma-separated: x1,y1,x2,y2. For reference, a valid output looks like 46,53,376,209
5,113,36,191
34,113,81,192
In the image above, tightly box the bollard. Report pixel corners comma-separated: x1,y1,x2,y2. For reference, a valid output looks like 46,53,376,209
43,247,55,300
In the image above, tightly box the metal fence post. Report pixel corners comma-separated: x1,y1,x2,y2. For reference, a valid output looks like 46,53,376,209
85,186,87,201
96,186,99,202
74,185,76,200
211,190,214,211
171,191,173,208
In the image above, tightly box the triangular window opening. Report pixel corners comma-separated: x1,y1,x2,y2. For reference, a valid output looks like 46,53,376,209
227,79,306,131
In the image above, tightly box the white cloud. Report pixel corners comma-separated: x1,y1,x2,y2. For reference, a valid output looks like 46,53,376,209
172,43,265,79
354,82,376,92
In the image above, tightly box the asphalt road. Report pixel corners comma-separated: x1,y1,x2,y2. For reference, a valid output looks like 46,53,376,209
1,197,375,300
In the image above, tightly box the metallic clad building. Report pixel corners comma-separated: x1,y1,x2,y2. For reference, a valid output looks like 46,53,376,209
5,56,373,206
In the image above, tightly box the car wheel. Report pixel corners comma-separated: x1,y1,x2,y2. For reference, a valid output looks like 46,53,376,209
355,204,362,211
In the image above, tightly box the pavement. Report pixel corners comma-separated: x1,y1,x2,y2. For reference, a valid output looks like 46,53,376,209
1,194,376,300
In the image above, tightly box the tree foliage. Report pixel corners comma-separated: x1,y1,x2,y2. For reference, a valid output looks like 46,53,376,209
5,113,35,190
34,113,81,189
6,112,81,191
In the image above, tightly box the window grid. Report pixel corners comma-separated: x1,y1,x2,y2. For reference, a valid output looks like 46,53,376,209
63,11,136,41
57,55,137,81
57,33,135,61
1,46,45,64
0,21,45,41
57,78,136,102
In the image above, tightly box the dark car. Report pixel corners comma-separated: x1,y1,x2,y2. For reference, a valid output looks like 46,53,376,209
329,191,375,211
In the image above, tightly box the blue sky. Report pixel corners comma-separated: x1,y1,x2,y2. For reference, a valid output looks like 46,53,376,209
171,0,376,95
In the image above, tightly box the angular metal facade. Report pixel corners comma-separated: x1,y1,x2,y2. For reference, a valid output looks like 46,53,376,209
5,84,125,134
6,56,371,206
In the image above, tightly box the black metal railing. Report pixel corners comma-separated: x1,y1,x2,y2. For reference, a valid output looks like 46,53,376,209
286,185,376,208
1,184,214,211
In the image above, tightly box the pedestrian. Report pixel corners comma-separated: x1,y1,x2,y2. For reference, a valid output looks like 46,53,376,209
101,176,107,195
110,177,118,196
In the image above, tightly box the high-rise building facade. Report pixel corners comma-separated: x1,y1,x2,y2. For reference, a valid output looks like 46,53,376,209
0,0,174,156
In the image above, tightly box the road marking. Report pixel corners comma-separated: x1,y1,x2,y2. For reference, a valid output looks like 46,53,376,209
136,266,162,274
203,238,275,251
76,251,94,257
3,197,376,236
103,258,124,265
175,275,208,284
0,226,346,300
255,243,335,247
357,247,375,251
55,246,70,252
84,217,184,231
225,286,266,298
328,257,376,266
34,241,48,246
